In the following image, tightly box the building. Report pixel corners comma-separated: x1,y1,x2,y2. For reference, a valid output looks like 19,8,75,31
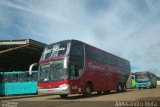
0,39,46,71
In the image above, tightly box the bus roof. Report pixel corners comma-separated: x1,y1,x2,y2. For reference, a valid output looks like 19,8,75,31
48,39,130,62
135,71,149,74
135,71,156,76
0,39,46,71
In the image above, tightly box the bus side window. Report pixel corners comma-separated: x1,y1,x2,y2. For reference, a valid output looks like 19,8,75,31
19,73,29,82
70,64,79,79
6,74,18,82
0,74,2,82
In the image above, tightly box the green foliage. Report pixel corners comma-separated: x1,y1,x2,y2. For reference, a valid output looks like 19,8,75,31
157,76,160,80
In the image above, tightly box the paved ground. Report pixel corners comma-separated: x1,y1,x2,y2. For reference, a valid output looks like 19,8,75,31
1,86,160,107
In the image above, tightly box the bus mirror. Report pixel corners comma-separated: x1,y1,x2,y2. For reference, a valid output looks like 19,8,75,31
64,57,68,69
29,63,38,75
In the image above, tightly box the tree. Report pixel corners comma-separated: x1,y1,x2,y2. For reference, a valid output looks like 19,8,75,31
157,76,160,81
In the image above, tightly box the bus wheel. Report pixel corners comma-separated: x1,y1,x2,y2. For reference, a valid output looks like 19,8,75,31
116,83,122,93
122,83,126,92
97,91,102,95
83,84,92,97
153,85,157,88
60,94,68,98
103,90,110,94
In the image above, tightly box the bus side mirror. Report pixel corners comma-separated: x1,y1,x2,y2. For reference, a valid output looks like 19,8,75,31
29,63,38,75
64,57,68,69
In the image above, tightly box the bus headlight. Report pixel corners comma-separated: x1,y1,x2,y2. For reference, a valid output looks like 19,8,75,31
148,81,151,85
58,84,70,88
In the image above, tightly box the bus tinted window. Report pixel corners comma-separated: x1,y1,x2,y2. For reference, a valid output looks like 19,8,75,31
69,41,84,79
69,56,84,79
85,45,130,73
30,72,38,81
70,42,84,57
4,74,18,82
41,42,70,59
0,74,3,82
19,73,29,82
85,45,116,65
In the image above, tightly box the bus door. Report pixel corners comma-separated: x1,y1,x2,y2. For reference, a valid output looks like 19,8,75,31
69,41,84,94
69,56,84,94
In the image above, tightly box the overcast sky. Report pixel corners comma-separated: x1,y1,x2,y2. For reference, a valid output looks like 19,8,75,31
0,0,160,76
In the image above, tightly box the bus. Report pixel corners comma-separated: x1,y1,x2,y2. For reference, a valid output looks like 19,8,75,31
31,40,131,98
135,71,157,89
131,73,136,88
0,71,38,96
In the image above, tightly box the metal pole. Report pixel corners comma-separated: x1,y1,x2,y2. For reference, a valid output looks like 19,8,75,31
0,44,29,54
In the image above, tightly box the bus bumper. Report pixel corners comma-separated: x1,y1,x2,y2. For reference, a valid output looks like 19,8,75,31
38,84,71,95
136,82,151,88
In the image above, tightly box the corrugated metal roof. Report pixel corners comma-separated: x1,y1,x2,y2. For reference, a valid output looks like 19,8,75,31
0,39,46,71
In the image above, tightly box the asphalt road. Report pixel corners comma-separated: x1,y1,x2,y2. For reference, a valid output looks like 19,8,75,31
1,86,160,107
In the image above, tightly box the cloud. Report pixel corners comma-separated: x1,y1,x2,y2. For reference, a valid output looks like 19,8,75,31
0,0,160,76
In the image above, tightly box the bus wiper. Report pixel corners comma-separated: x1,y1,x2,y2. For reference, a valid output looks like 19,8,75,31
43,78,49,82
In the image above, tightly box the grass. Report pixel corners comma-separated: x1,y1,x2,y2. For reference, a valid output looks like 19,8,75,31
156,85,160,89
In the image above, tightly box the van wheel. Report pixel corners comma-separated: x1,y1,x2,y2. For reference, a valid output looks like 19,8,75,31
60,94,68,98
116,83,122,93
83,84,92,97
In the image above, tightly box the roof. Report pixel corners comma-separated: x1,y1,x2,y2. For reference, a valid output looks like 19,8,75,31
0,39,46,71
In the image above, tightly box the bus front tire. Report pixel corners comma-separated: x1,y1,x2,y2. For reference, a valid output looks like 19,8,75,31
83,84,92,97
60,94,68,98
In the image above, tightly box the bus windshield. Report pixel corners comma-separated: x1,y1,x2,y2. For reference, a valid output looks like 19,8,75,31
135,73,150,82
40,42,71,60
39,60,68,82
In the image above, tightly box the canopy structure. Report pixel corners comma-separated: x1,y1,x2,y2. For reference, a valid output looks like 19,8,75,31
0,39,46,71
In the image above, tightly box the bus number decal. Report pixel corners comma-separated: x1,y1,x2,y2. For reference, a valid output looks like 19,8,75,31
72,86,78,90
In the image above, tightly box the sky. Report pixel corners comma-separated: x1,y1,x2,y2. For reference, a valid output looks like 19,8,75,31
0,0,160,76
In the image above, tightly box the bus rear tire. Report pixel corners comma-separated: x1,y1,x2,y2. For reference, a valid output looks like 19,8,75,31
103,90,110,94
60,94,68,98
153,85,157,88
122,83,127,92
116,83,122,93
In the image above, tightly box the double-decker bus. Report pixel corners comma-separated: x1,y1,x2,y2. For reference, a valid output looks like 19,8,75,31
0,71,37,96
32,40,130,98
135,71,157,89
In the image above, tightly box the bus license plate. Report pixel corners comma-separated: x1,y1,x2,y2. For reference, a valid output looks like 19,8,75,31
47,90,53,94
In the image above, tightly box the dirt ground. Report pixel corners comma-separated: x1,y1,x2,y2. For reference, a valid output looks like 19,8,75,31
1,86,160,107
1,85,160,101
